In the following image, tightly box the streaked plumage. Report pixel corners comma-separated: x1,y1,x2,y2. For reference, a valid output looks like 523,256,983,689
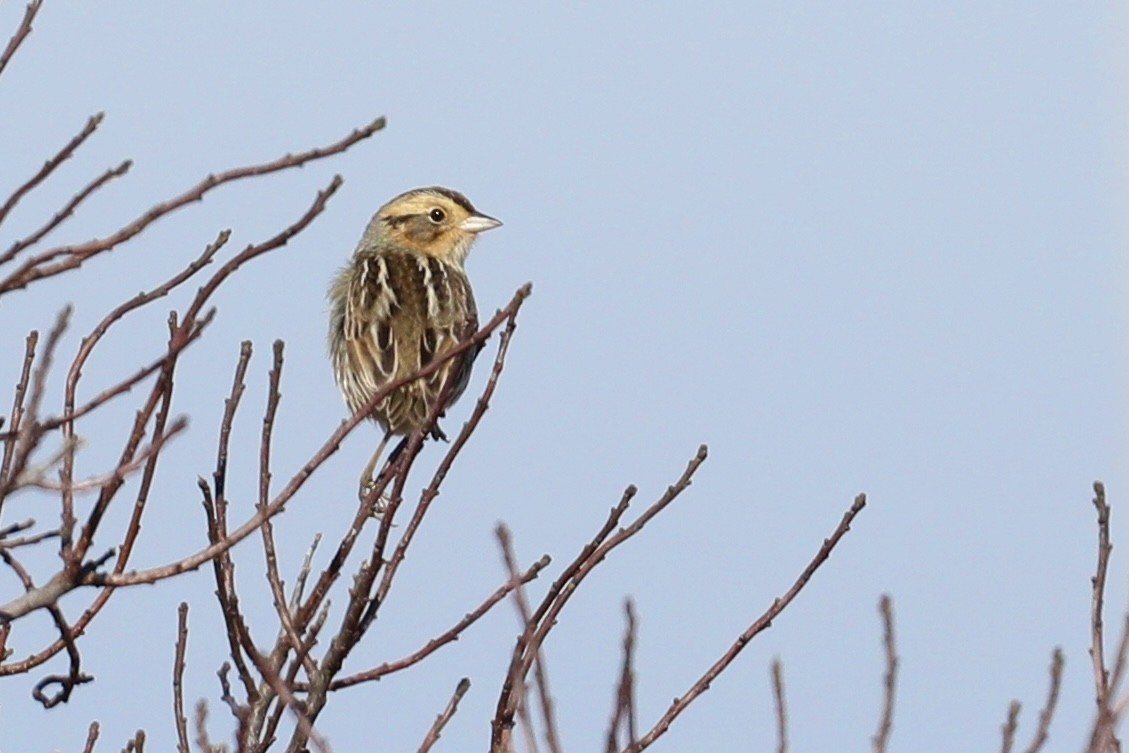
328,187,501,500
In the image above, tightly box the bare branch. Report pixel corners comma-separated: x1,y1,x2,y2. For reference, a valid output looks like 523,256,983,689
493,446,712,751
100,285,529,592
173,603,190,753
0,117,385,293
1002,701,1021,753
606,599,639,753
80,721,99,753
1024,648,1063,753
0,1,42,77
498,525,562,753
873,594,897,753
622,493,867,753
771,659,788,753
0,113,102,231
0,330,38,502
325,553,550,690
1092,482,1114,707
1,159,132,264
1,307,70,501
418,678,471,753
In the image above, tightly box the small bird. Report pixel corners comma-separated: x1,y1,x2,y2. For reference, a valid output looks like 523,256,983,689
328,186,501,501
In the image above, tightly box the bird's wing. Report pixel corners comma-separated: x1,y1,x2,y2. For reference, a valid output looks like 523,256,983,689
340,253,479,426
413,258,479,410
328,254,402,419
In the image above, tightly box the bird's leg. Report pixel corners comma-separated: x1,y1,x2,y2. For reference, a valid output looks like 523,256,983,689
386,435,410,464
358,430,391,505
429,408,450,442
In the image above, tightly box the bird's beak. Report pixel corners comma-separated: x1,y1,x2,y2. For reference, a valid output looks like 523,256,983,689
459,213,503,233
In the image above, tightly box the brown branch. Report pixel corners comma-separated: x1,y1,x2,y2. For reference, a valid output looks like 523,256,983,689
0,0,42,79
19,415,187,492
325,553,550,690
0,159,132,265
606,599,639,753
622,493,868,753
498,525,562,753
201,427,257,701
173,602,190,753
258,340,318,682
1,308,70,502
1092,482,1113,707
0,116,384,293
108,287,528,591
1024,648,1063,753
48,229,231,440
0,517,34,540
771,659,788,753
121,729,145,753
418,678,471,753
31,602,93,706
1002,701,1021,753
0,330,39,502
233,618,332,753
180,177,342,330
68,308,212,563
873,594,897,753
82,181,362,587
1089,480,1127,753
195,700,224,753
80,721,99,753
0,112,101,232
0,309,189,664
493,447,711,751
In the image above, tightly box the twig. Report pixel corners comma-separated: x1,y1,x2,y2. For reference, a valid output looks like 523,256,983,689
49,230,231,438
1024,648,1063,753
121,729,146,753
771,659,788,753
0,330,38,503
493,448,710,750
606,599,639,753
873,594,898,753
325,553,550,689
0,117,384,293
257,341,319,681
1,160,132,264
0,0,44,80
1,308,70,502
622,493,867,753
195,700,222,753
418,678,471,753
498,525,563,753
1092,482,1113,708
1002,701,1021,753
173,603,191,753
18,416,187,492
200,476,257,703
0,113,102,232
80,721,100,753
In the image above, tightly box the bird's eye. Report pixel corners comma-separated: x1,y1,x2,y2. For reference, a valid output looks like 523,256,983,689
428,208,446,223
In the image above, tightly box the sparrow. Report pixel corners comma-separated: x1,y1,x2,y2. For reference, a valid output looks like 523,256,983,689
328,186,501,501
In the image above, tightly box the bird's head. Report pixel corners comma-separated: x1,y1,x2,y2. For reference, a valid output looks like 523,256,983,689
362,186,501,266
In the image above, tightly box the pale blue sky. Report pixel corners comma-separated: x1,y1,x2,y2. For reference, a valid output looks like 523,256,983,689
0,4,1125,752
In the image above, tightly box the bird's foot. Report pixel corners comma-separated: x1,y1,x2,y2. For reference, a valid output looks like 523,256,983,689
359,477,390,516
